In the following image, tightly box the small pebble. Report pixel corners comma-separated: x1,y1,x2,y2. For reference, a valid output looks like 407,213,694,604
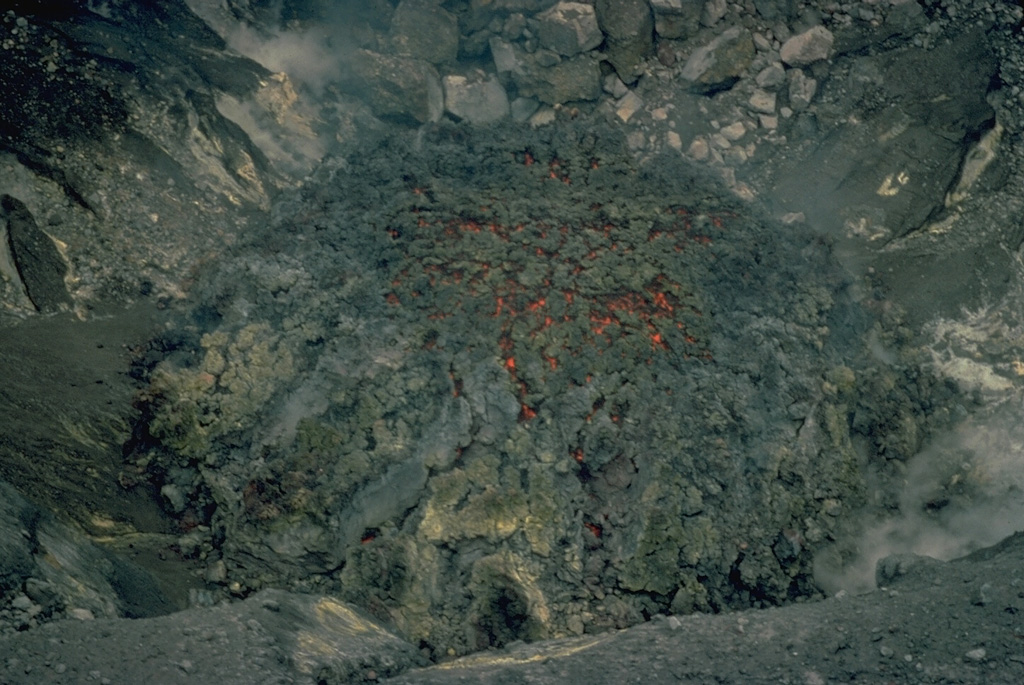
720,121,746,141
687,137,710,161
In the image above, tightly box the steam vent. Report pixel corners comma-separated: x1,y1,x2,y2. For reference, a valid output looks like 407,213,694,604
130,124,950,657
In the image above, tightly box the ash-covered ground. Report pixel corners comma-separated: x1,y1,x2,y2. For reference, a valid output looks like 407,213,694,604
2,0,1024,682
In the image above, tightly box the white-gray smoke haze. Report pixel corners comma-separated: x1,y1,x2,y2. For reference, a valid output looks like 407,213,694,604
186,0,371,93
185,1,379,172
818,251,1024,594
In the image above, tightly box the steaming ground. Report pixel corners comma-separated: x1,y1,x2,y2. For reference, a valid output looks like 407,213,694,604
819,254,1024,594
3,0,1024,682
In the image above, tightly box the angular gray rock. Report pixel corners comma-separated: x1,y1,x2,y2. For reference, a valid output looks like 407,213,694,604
788,69,818,111
443,74,511,124
510,96,541,121
755,62,787,91
534,1,604,56
343,50,444,124
490,36,524,75
680,27,755,93
748,88,777,114
390,0,460,65
780,25,835,67
701,0,728,27
649,0,703,40
1,195,71,313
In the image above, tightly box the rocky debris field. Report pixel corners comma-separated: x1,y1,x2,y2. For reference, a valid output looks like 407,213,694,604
2,0,1024,682
1,0,1022,320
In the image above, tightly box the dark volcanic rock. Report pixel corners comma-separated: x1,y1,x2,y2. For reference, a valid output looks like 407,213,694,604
0,1,299,316
6,517,1024,683
3,1,1022,683
0,478,173,632
513,53,603,104
650,0,702,40
384,533,1024,684
680,27,756,94
534,1,604,56
390,0,460,64
2,195,71,312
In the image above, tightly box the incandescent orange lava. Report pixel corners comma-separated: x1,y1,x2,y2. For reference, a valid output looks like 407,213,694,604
382,152,732,420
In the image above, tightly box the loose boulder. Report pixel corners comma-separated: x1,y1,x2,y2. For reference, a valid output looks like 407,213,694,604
443,74,511,124
780,25,835,67
513,54,603,105
341,50,443,124
534,2,604,56
649,0,702,39
1,195,71,313
390,0,460,65
596,0,654,82
680,27,755,93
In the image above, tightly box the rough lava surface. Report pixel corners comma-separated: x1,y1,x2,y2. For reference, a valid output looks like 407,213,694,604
128,122,958,658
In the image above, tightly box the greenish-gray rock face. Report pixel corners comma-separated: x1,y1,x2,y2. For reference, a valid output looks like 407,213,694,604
130,123,954,659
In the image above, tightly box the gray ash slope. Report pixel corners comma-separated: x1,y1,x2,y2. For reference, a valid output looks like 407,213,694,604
129,122,958,658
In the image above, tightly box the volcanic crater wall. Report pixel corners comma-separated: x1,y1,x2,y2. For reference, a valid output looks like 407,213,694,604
130,123,956,658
